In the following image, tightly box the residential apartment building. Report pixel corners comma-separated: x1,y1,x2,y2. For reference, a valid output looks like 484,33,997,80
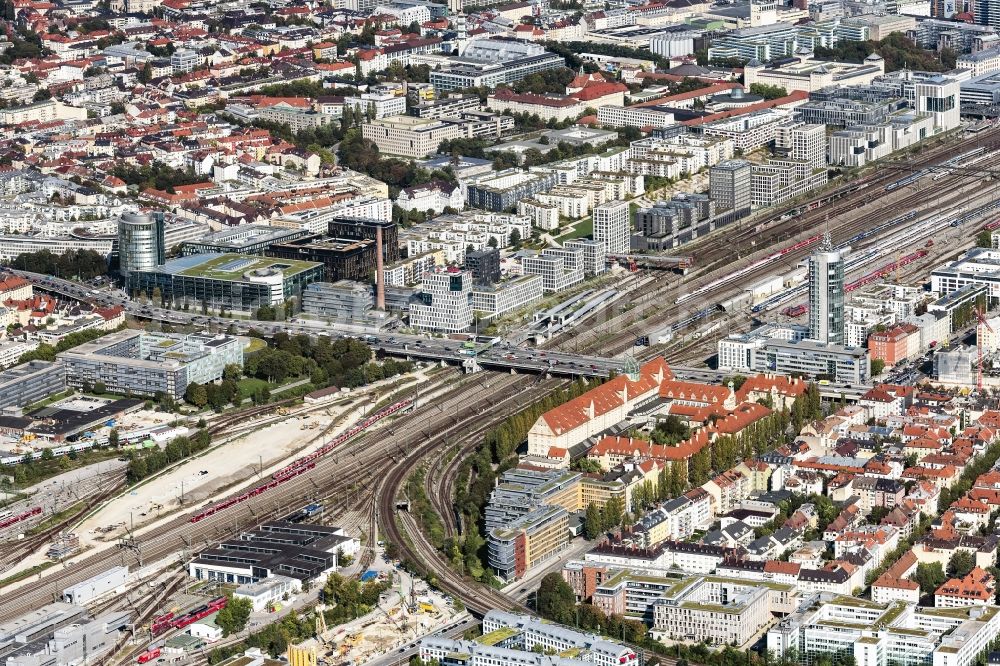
522,248,585,293
592,200,631,255
471,275,544,318
466,169,558,211
868,323,921,365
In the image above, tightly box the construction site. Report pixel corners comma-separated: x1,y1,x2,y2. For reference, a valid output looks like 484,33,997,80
307,559,466,666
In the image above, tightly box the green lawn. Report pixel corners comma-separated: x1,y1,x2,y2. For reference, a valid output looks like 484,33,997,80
244,338,267,354
27,500,89,536
557,217,593,241
237,377,271,400
0,562,57,590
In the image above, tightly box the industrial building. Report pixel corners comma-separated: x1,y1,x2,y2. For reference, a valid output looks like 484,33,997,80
189,521,359,585
62,567,129,606
57,331,243,400
0,603,130,666
0,361,66,412
125,253,324,312
233,576,302,613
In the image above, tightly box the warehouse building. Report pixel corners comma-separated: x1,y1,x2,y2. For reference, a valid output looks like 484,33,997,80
188,522,358,585
62,567,129,606
57,331,243,400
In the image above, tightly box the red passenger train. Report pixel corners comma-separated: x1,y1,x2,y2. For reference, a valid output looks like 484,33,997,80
189,398,413,523
0,506,42,529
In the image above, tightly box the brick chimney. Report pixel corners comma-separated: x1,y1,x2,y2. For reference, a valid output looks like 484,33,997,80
375,225,386,310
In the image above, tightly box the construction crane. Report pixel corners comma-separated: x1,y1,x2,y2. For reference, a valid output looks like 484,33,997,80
976,306,994,392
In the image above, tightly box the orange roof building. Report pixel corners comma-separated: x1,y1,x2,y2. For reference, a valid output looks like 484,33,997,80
935,567,995,607
527,357,672,456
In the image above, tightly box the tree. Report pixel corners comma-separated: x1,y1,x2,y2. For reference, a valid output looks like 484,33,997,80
601,495,623,529
487,236,499,249
749,83,788,100
109,428,119,447
215,596,252,636
536,573,575,624
948,550,976,578
977,230,993,248
509,228,522,250
139,62,152,83
185,382,208,407
912,561,947,596
41,448,54,461
584,502,603,539
223,364,243,382
871,358,885,376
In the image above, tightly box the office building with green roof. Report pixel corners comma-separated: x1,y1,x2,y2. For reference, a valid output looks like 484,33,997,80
125,252,324,313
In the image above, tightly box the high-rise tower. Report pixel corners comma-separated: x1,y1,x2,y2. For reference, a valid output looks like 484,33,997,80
807,232,845,346
118,212,165,276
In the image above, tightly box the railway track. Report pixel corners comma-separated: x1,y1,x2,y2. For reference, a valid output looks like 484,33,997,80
0,475,123,573
562,150,1000,358
423,377,568,540
0,371,540,622
544,129,1000,355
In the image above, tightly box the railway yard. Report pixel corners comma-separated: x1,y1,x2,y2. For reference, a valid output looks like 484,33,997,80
3,126,1000,666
